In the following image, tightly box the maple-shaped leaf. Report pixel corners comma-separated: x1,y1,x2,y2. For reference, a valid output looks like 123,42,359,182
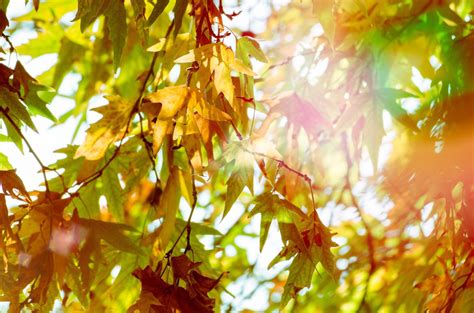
127,291,161,313
223,148,254,219
249,192,306,251
143,85,231,121
237,36,268,64
75,96,133,160
23,81,56,122
0,86,37,132
176,43,254,103
171,254,202,282
205,139,257,218
80,219,143,255
277,225,337,309
142,86,230,154
30,192,73,220
250,193,336,309
131,258,224,313
280,249,317,308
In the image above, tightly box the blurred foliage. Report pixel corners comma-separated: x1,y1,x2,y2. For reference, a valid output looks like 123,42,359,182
0,0,473,312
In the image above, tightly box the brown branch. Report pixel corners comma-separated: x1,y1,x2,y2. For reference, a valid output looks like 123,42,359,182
243,147,316,214
262,48,320,76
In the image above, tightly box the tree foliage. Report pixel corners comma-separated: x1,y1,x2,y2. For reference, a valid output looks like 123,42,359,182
0,0,473,311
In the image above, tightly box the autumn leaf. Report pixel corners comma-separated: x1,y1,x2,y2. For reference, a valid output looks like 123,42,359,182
132,256,224,313
176,43,254,103
142,86,230,153
75,96,133,160
0,169,30,201
223,148,254,218
249,192,304,251
3,1,474,312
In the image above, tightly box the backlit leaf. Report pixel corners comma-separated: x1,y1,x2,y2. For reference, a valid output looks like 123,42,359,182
105,0,127,70
75,96,133,160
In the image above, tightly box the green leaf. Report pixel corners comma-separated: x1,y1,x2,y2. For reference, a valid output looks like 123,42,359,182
146,0,169,27
223,149,254,218
0,86,37,131
0,152,12,170
74,0,110,32
102,163,124,221
281,253,316,309
0,1,9,12
52,37,87,89
172,0,187,37
249,192,305,251
16,24,63,58
237,37,268,63
81,219,143,255
3,114,23,151
24,82,56,121
105,0,127,71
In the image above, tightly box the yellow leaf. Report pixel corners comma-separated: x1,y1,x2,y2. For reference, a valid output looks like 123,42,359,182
152,120,171,155
157,167,181,252
75,96,133,160
143,86,230,122
175,43,254,103
214,61,234,103
189,87,231,121
142,86,190,120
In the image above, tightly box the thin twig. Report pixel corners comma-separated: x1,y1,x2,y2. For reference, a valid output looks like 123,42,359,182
73,52,159,191
341,134,375,313
0,107,51,197
243,147,316,214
